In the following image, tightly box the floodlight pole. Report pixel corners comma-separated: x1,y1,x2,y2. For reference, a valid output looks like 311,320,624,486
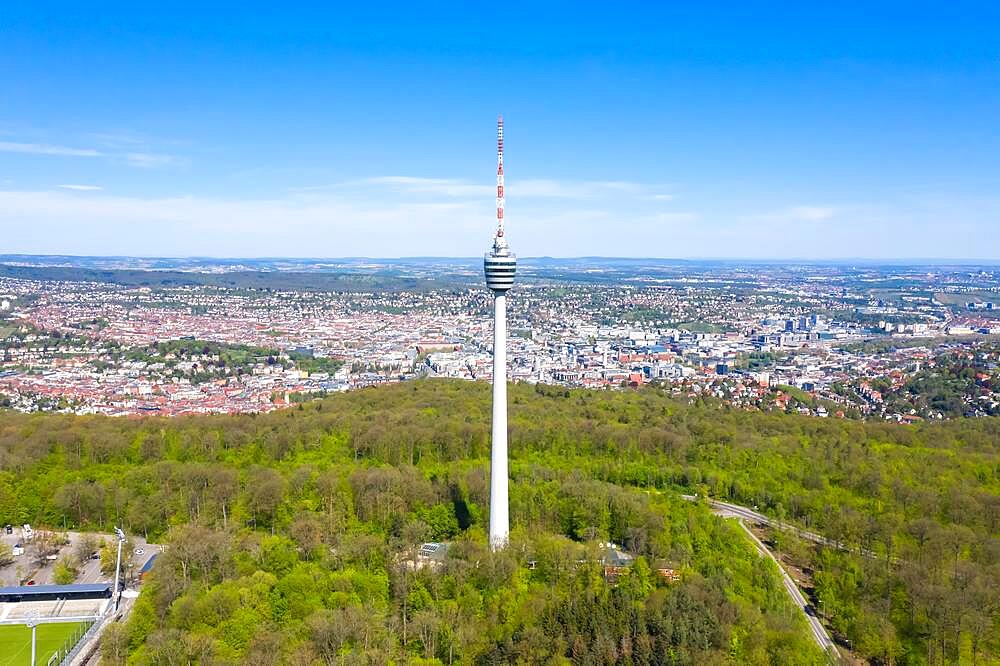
111,527,125,613
26,610,38,666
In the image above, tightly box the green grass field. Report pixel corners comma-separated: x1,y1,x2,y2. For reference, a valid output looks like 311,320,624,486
0,622,90,666
935,290,1000,307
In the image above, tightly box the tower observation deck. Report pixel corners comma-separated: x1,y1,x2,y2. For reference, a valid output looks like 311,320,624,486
484,250,517,291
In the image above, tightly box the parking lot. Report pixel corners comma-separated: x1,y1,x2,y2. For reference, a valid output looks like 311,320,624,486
0,526,158,589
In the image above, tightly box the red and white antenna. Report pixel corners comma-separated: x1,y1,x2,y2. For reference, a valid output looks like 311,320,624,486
496,114,505,239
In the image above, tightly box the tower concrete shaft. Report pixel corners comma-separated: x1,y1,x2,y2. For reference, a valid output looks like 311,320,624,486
489,291,508,549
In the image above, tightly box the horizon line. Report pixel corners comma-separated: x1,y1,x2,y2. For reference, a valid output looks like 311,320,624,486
1,253,999,266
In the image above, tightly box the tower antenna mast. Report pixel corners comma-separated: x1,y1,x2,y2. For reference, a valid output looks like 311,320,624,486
495,115,506,245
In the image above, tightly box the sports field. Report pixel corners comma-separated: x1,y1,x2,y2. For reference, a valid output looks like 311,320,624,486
0,622,90,666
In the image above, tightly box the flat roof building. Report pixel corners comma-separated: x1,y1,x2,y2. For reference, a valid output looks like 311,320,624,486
0,583,111,603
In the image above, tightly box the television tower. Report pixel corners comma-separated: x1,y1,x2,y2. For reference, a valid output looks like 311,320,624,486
484,115,516,549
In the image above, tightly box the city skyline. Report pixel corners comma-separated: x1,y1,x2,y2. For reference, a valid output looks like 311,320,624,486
2,4,999,259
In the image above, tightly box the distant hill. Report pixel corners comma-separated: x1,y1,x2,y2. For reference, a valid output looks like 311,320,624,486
0,264,463,292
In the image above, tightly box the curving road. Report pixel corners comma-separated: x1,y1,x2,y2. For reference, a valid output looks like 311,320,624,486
681,495,839,657
684,496,836,547
735,519,838,655
699,497,885,565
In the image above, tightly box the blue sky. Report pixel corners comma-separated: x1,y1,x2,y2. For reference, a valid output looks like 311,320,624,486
1,2,998,259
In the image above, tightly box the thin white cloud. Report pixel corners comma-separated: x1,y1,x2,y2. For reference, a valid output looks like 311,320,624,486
742,205,838,223
788,205,836,221
0,138,179,168
0,188,993,258
0,141,104,157
515,179,582,198
292,176,489,198
0,189,486,241
306,175,673,201
0,187,686,256
124,152,180,168
59,184,103,191
516,179,653,199
645,212,699,223
595,181,644,192
88,131,152,147
364,176,490,197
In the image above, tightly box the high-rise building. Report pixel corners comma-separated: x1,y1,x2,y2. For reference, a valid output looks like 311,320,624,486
484,115,516,549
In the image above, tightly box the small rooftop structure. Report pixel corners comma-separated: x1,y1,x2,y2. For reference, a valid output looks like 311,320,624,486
405,542,451,571
418,542,450,562
138,553,158,578
599,543,635,568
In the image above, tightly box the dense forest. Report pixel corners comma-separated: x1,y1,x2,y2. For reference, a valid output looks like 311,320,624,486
0,380,997,664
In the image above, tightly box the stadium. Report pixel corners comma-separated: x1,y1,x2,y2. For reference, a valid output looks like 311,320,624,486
0,583,110,666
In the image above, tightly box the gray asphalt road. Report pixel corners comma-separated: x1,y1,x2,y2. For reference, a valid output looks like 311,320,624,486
696,497,835,546
679,495,844,658
736,519,838,655
684,495,881,561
